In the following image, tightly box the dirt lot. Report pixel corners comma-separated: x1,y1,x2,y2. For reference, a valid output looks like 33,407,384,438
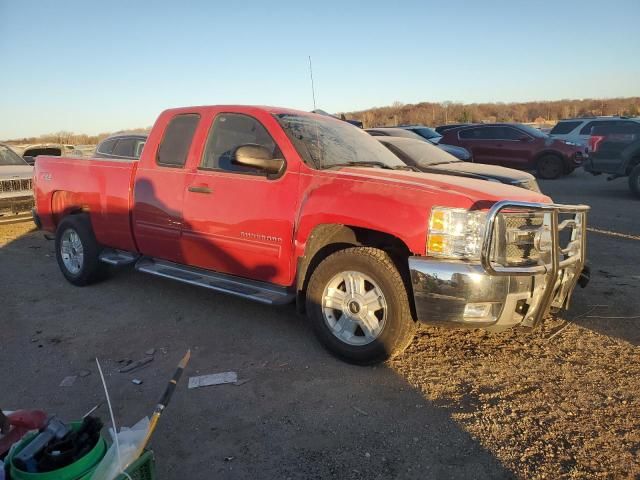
1,169,638,479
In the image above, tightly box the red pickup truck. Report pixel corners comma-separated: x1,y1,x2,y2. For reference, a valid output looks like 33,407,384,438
33,106,589,364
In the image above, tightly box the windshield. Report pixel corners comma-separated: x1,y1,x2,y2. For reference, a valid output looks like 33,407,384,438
516,124,548,139
411,127,442,141
0,145,28,166
385,139,460,167
275,114,406,170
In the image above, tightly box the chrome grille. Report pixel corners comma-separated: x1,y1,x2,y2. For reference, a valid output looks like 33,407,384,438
0,178,33,193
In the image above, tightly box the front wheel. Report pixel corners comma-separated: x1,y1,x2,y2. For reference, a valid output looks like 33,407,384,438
537,154,565,180
628,164,640,198
306,247,417,364
55,214,107,286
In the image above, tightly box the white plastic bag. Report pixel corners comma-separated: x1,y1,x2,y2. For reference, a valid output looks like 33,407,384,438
90,417,149,480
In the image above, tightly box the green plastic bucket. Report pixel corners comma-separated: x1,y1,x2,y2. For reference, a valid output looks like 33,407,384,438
8,421,107,480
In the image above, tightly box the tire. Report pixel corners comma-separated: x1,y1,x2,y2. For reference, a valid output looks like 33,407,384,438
536,154,565,180
55,214,107,286
629,164,640,198
305,247,417,365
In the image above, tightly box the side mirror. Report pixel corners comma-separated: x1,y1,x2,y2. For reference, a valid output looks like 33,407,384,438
232,145,284,175
518,135,530,142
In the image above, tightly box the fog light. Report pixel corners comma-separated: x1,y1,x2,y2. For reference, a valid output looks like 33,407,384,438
463,302,493,319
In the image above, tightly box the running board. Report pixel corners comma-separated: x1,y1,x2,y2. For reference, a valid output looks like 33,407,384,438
135,258,295,305
99,249,139,266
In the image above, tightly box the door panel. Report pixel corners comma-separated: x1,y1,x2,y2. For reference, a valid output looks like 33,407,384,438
180,113,299,286
133,168,187,263
181,171,299,285
132,113,201,263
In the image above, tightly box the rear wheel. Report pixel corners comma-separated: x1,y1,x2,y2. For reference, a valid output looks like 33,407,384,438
628,164,640,198
306,247,416,364
537,154,565,180
55,214,107,286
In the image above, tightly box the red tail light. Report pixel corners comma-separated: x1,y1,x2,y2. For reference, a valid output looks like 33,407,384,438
589,135,605,153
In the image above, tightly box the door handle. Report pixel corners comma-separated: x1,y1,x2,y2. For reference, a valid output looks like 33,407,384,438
188,185,212,194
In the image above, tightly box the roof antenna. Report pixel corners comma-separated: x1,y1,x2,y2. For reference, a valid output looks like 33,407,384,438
308,55,317,110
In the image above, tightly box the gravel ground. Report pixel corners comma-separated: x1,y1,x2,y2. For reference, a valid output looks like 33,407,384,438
1,169,638,479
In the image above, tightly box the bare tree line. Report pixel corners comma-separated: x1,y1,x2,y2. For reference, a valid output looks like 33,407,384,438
2,127,151,146
345,97,640,128
3,97,640,143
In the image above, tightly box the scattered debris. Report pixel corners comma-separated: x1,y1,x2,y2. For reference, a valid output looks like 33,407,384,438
132,379,143,385
545,321,570,340
234,378,251,386
188,372,238,389
78,369,91,377
82,403,102,418
145,348,156,356
59,376,77,387
352,406,369,416
119,356,153,373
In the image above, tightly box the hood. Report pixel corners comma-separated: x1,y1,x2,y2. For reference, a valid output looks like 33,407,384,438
436,143,471,160
0,164,33,179
331,166,550,205
423,161,534,184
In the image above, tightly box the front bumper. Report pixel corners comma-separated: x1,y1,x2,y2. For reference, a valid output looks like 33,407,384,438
409,201,589,332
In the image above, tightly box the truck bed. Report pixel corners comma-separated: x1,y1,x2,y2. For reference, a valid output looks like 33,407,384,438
34,156,138,252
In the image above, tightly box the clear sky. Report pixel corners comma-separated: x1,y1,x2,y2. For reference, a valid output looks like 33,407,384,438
1,0,638,138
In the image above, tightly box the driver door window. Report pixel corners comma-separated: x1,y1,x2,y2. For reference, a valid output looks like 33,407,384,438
200,113,280,174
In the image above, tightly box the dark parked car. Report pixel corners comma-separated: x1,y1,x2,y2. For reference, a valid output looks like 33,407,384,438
95,133,147,160
584,123,640,196
438,123,585,179
395,125,442,142
376,136,540,192
22,144,78,165
366,127,472,161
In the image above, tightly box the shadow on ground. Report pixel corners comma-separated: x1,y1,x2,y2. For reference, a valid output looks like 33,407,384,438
1,227,512,479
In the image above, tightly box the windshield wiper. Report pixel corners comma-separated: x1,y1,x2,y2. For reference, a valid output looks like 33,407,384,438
426,160,460,166
323,161,404,170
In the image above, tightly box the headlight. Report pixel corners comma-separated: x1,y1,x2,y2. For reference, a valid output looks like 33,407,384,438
427,207,486,259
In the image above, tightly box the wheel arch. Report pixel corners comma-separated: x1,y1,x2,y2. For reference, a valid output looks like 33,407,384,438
623,151,640,175
51,190,89,229
295,224,414,316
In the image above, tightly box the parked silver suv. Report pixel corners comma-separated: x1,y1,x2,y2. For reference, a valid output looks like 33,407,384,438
549,117,640,149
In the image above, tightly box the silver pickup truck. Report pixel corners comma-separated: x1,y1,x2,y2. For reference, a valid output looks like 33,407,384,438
0,144,34,217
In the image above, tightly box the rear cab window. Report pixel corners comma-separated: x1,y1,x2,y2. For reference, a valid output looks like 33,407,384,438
157,114,200,167
112,138,136,157
97,139,117,155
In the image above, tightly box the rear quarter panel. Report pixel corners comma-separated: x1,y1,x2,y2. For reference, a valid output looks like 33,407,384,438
34,156,137,251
